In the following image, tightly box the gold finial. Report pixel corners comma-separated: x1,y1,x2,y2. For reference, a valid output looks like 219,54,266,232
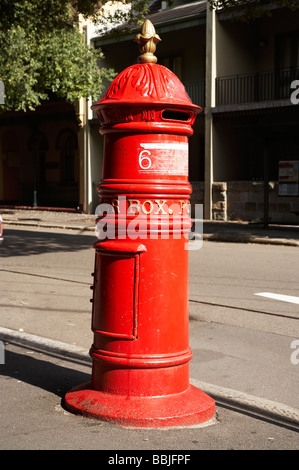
135,19,161,64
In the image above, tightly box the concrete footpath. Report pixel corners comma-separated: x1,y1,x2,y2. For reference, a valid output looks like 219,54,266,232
1,206,299,247
0,207,299,451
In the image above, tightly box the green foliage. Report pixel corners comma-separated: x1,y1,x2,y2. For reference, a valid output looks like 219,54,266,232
93,0,150,34
0,0,119,112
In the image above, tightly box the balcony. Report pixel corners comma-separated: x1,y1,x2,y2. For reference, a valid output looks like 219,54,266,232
215,67,299,106
184,79,205,107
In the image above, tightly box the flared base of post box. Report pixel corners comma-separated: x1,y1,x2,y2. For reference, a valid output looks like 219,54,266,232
63,382,215,428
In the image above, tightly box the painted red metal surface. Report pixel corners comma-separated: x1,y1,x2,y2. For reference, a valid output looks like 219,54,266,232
64,57,215,427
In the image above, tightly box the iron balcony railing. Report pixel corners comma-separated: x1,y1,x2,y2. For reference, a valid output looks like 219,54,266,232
216,67,299,106
184,79,205,107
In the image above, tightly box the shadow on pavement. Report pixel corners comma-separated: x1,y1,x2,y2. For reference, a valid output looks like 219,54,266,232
0,228,96,257
2,343,91,397
202,222,299,242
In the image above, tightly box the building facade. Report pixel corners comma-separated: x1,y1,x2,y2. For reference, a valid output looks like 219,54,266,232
1,1,298,224
90,0,299,224
206,2,299,223
0,98,81,209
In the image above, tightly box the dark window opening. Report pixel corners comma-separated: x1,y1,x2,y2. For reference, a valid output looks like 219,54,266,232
162,110,190,121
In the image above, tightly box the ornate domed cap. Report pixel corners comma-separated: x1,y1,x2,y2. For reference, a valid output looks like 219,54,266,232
91,21,201,132
92,20,199,110
96,62,196,108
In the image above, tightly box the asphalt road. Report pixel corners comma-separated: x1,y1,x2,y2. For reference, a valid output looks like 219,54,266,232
0,226,298,450
1,226,298,395
1,226,298,341
188,239,299,336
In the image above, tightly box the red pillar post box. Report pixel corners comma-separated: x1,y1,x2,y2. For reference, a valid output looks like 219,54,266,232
64,20,215,427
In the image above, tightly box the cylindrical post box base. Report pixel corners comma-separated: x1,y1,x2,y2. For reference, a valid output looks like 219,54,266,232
64,383,215,428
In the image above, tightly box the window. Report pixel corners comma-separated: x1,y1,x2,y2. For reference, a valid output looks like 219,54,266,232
161,56,183,80
63,135,75,183
56,129,78,184
275,30,299,98
276,30,299,70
